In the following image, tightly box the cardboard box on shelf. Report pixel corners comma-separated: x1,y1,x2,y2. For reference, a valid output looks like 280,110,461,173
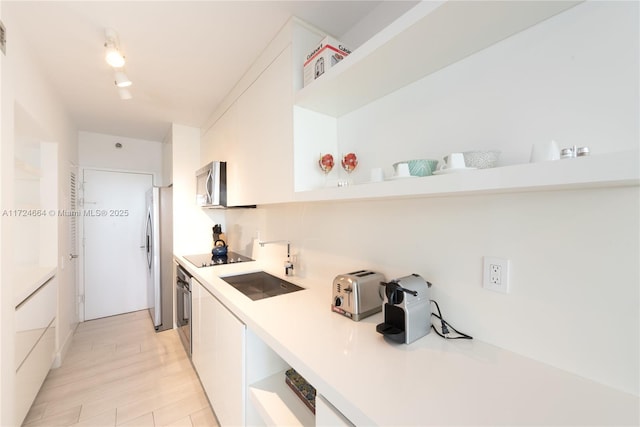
303,36,351,87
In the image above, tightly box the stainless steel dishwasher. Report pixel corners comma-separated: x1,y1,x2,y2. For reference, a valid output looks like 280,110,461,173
175,263,192,356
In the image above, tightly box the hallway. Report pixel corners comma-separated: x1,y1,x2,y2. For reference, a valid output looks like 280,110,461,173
22,310,217,426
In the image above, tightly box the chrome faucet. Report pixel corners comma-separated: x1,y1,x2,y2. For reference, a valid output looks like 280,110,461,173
258,240,294,276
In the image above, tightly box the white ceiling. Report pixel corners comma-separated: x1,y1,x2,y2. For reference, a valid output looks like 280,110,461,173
4,1,416,142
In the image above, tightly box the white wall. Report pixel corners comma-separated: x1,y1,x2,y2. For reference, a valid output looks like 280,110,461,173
171,124,224,254
0,2,5,423
162,131,173,186
0,10,78,424
222,1,639,397
78,131,163,184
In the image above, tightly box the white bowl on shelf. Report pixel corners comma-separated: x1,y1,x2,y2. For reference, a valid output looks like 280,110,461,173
463,151,500,169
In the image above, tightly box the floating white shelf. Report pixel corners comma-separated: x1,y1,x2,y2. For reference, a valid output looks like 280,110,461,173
293,151,639,203
295,0,580,117
248,370,315,427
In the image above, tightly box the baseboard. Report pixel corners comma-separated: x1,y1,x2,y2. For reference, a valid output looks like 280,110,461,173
52,323,78,368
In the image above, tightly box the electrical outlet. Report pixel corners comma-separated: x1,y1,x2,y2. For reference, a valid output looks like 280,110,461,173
490,263,502,284
483,257,510,293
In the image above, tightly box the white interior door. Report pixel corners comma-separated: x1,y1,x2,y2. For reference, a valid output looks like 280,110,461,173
83,169,152,320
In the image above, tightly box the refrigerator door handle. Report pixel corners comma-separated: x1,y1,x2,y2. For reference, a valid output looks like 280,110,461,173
145,210,152,268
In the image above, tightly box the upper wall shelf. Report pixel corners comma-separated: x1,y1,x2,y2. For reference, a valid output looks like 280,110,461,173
293,151,639,203
295,0,581,117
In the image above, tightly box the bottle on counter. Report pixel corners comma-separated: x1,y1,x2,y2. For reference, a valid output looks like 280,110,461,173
212,224,225,247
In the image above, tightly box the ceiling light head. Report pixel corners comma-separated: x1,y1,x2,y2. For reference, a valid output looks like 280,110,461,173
104,28,125,68
118,88,132,100
105,45,125,68
114,71,132,88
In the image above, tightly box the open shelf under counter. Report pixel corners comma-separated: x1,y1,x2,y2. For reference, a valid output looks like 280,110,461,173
295,0,581,117
248,369,315,427
14,265,57,307
293,151,639,203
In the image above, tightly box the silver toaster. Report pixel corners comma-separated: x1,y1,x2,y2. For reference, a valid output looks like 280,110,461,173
332,270,386,321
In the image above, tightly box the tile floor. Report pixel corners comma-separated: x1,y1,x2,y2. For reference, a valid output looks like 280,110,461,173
22,310,218,427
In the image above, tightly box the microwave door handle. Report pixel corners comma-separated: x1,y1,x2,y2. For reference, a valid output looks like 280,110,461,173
206,170,214,205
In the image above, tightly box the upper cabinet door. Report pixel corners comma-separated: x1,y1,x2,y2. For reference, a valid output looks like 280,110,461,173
200,101,242,206
235,47,294,205
200,18,324,206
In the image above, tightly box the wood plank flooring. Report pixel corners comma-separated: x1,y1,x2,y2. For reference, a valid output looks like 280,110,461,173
22,310,218,427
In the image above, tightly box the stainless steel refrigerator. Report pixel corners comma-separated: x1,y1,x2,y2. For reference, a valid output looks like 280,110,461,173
145,186,173,332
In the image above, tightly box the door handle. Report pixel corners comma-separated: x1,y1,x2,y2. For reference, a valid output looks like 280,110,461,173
69,254,79,260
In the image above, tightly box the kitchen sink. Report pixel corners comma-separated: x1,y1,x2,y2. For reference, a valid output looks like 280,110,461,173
221,271,304,301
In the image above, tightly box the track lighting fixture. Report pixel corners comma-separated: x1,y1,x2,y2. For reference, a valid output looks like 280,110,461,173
104,28,132,99
118,88,132,100
105,43,125,68
114,70,132,88
104,29,125,68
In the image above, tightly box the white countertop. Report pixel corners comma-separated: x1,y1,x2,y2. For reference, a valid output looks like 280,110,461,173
176,255,639,426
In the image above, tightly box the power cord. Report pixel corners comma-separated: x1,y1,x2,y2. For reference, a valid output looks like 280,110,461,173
430,299,473,340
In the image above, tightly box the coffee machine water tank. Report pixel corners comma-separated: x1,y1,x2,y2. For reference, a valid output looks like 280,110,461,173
376,274,431,344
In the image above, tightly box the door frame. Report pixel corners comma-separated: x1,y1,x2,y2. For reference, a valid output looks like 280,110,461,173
53,162,81,367
78,167,155,322
69,162,80,325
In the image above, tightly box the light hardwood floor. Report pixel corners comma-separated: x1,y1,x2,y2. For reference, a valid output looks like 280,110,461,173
22,310,218,427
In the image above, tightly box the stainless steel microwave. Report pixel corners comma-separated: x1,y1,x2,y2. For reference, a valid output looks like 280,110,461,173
196,161,227,208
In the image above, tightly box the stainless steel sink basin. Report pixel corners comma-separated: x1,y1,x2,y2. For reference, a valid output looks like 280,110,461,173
221,271,304,301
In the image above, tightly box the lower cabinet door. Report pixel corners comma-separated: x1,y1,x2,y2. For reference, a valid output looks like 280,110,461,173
211,296,246,426
191,278,202,370
316,395,355,427
15,320,56,425
197,283,246,426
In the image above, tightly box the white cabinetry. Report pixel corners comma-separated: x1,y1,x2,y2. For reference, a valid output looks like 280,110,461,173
200,103,241,205
191,274,202,367
201,18,324,206
191,272,317,426
244,331,352,427
245,329,314,427
10,106,59,426
204,48,293,207
14,275,57,426
234,47,294,205
316,395,354,427
191,277,246,426
13,137,58,300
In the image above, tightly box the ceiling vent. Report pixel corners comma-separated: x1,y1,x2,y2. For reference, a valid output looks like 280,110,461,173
0,20,6,55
